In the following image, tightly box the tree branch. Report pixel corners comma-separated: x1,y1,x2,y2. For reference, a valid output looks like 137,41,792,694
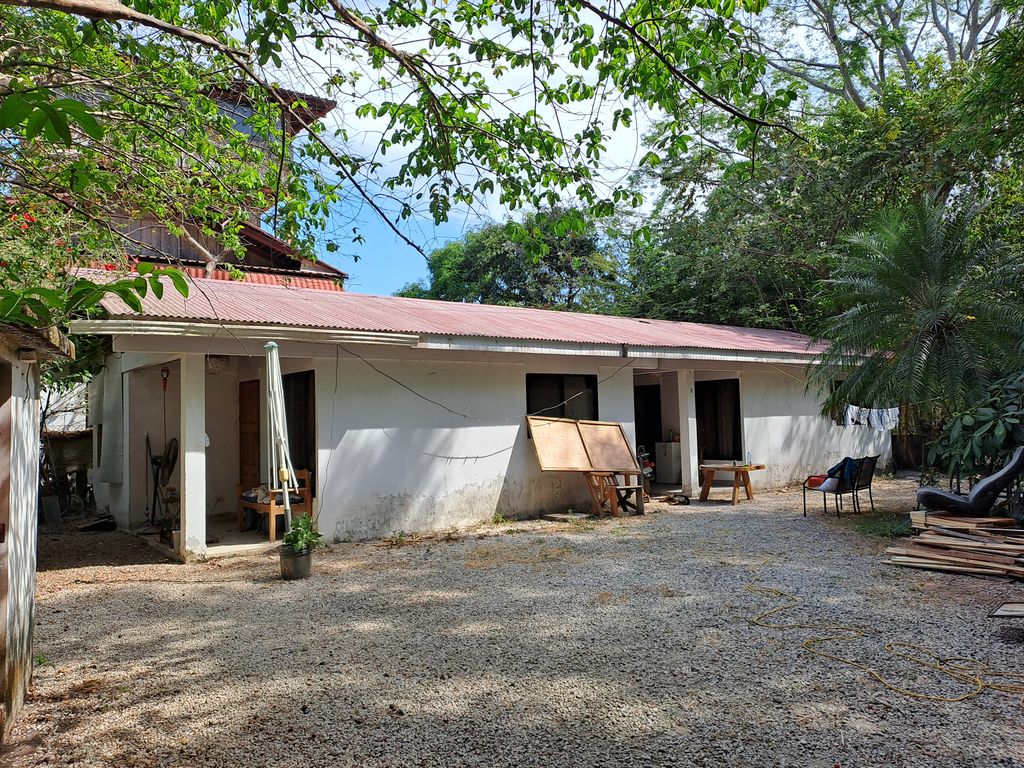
0,0,244,56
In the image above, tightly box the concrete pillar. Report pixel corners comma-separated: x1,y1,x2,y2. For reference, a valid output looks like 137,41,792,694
179,354,206,561
677,370,699,496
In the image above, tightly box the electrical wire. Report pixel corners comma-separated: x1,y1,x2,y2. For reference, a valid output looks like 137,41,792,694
338,343,637,423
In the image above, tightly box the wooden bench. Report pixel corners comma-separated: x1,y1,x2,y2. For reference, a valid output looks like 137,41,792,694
585,470,645,517
238,469,312,543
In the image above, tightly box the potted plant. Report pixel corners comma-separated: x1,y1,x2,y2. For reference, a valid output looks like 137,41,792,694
280,514,322,580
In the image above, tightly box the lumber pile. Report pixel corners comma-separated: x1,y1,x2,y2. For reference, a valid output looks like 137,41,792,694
885,511,1024,579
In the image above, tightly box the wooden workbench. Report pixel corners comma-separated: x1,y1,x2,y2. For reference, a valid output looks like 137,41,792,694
698,463,767,505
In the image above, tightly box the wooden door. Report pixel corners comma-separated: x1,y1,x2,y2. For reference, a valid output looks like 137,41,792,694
238,379,260,489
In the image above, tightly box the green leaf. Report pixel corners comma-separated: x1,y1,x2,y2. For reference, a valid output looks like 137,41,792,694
164,269,190,298
0,94,34,130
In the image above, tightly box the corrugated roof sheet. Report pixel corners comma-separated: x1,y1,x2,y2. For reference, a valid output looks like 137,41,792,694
175,267,343,291
93,271,825,355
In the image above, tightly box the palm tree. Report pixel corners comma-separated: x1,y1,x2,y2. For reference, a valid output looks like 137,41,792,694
813,199,1024,423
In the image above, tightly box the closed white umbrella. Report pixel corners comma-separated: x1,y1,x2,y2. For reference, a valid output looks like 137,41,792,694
264,341,298,531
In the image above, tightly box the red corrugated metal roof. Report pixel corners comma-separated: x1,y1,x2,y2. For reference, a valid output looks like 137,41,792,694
175,267,343,291
91,271,824,355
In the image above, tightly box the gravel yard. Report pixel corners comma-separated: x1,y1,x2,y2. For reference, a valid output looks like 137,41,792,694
8,477,1024,767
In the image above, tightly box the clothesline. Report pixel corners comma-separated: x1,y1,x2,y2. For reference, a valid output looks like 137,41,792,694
844,405,900,432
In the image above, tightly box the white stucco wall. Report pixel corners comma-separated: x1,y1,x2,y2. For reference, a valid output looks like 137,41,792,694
126,362,181,529
313,355,636,541
90,337,892,546
740,368,892,488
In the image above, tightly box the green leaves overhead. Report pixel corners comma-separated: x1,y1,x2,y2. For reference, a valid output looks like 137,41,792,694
0,0,795,299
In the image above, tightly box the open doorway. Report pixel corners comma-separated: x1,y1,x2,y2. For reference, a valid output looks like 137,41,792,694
230,369,316,549
695,379,743,462
282,370,316,494
633,383,662,456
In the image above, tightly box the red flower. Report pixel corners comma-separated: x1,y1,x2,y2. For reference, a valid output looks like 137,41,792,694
102,263,116,271
0,260,7,267
55,239,63,247
19,223,29,230
23,213,35,223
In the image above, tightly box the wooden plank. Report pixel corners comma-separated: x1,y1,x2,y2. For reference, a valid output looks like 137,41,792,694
913,535,1024,555
990,602,1024,617
526,417,591,472
887,559,1007,576
922,513,1018,529
577,420,639,472
886,544,1019,566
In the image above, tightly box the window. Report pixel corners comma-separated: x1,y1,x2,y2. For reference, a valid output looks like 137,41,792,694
526,374,598,420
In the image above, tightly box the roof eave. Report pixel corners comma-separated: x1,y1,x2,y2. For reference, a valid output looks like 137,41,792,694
68,319,819,364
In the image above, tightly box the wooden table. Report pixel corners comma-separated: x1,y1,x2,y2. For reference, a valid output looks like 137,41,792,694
698,464,767,505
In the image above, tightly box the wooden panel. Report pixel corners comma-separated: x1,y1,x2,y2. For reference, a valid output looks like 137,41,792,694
578,421,638,472
526,416,590,471
527,416,638,473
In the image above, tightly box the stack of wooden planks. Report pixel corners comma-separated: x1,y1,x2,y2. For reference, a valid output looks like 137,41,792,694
885,511,1024,579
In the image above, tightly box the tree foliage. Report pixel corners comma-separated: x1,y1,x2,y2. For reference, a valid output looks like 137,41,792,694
811,200,1024,421
0,0,797,314
397,208,616,311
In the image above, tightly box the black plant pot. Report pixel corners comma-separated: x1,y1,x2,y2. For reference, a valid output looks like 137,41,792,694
280,545,312,580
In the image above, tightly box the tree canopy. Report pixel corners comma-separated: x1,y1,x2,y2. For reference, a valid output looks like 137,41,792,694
1,0,805,329
397,208,616,311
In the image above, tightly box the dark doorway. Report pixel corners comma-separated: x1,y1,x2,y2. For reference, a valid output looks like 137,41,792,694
283,370,316,495
633,384,662,454
238,379,260,489
695,379,742,462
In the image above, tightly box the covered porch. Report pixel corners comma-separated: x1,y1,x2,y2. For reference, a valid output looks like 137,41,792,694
93,349,318,562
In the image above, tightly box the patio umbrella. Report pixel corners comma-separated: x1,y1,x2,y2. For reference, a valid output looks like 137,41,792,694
265,341,298,531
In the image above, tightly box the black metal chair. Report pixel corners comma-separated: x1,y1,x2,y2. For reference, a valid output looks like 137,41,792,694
803,456,862,517
917,446,1024,516
853,455,880,513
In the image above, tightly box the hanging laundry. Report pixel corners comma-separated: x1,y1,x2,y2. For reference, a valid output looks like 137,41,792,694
844,405,900,431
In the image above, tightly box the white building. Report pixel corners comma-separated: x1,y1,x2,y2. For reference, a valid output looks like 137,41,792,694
73,271,890,562
0,323,72,742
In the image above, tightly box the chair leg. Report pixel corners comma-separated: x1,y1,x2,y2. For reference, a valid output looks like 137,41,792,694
868,487,875,513
822,493,827,516
835,494,841,518
803,486,807,517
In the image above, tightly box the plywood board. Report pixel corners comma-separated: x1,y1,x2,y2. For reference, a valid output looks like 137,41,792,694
527,416,591,471
578,421,639,472
527,416,638,473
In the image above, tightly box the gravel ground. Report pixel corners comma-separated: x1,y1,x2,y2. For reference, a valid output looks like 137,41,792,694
8,477,1024,767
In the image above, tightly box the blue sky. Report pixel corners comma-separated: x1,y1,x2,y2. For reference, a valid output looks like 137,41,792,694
314,205,491,296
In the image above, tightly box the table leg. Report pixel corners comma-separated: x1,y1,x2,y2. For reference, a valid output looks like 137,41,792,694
731,473,740,505
699,470,714,501
742,471,754,500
